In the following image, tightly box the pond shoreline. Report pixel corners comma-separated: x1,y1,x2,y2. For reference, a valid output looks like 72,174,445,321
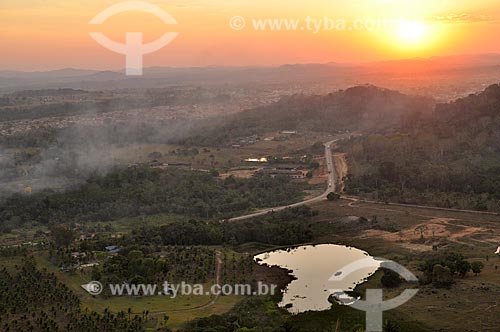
254,243,379,314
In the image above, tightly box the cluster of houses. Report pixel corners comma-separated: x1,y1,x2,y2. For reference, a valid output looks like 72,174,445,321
69,252,100,270
231,134,260,148
61,245,120,272
260,165,306,179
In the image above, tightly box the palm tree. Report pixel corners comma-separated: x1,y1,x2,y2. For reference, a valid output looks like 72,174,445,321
385,320,401,332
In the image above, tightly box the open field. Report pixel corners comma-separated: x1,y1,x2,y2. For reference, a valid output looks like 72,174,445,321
306,198,500,331
28,251,244,331
108,131,335,168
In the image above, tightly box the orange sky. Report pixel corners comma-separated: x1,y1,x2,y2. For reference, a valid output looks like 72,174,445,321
1,0,500,70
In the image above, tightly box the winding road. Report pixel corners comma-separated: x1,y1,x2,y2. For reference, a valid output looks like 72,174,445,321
228,139,338,222
228,138,499,222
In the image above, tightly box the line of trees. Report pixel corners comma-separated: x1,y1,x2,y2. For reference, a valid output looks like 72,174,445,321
418,253,484,288
128,206,315,247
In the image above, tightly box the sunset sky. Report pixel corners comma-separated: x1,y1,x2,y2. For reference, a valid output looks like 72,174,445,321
2,0,500,70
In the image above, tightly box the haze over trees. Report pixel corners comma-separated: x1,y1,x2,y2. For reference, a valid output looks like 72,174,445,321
344,84,500,212
0,167,306,233
186,85,434,146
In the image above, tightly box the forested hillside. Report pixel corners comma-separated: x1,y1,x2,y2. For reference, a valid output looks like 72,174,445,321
344,84,500,211
187,85,434,146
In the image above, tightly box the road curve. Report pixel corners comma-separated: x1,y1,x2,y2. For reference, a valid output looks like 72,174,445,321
227,137,500,222
227,139,338,222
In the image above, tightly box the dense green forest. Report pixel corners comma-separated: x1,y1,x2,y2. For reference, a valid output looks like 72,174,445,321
344,84,500,211
0,167,306,233
127,206,315,247
99,246,216,285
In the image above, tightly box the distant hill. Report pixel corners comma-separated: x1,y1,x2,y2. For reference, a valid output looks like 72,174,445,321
344,83,500,212
187,85,434,145
434,84,500,125
362,54,500,74
0,68,100,79
2,54,500,98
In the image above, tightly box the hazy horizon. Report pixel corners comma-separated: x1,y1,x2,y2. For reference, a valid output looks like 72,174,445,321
3,0,500,71
3,52,500,73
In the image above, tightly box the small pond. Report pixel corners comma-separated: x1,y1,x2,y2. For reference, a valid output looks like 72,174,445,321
254,244,380,314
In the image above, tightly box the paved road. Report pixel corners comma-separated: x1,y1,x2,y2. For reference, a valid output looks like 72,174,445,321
227,136,500,222
228,139,338,222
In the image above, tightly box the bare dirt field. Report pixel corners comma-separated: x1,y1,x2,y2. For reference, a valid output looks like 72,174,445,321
308,198,500,332
332,153,348,192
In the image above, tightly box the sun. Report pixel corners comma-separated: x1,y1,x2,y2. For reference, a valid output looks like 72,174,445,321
397,20,429,45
